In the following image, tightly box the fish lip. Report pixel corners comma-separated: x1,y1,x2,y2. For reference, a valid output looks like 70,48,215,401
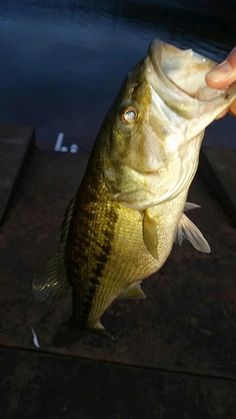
148,46,196,101
147,40,210,117
148,40,183,93
148,40,164,75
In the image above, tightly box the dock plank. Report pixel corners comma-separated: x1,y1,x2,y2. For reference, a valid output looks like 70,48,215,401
0,124,35,225
0,346,235,419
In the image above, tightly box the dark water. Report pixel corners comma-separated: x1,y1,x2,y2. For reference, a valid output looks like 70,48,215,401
0,0,235,150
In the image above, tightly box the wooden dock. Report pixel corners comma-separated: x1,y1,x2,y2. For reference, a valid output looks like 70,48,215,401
0,124,235,419
0,124,35,225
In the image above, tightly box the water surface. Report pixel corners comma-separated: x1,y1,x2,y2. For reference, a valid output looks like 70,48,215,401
0,0,234,150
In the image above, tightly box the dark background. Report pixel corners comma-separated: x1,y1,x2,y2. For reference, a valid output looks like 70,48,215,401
0,0,235,150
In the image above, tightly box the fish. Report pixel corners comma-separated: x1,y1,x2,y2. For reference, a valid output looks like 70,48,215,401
33,39,236,333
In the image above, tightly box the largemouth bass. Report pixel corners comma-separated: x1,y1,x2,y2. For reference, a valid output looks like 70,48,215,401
33,40,236,332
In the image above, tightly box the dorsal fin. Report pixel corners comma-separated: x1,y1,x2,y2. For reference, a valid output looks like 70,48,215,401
119,282,146,299
33,197,76,302
33,252,69,302
176,213,211,253
142,209,159,260
60,197,75,245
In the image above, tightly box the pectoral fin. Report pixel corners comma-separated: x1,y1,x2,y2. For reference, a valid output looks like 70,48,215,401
142,209,159,260
176,213,211,253
119,282,146,299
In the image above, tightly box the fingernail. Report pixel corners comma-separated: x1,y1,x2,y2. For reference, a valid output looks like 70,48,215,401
208,60,232,82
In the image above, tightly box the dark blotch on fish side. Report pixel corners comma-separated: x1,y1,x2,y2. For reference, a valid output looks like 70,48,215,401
71,204,118,328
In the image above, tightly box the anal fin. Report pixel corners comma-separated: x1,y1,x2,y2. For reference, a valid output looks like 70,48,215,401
176,213,211,253
119,282,146,299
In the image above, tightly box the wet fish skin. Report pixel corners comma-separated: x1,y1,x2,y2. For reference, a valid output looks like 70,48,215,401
66,155,186,330
33,40,236,332
65,59,184,329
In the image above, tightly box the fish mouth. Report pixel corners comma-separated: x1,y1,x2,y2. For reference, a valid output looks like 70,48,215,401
148,39,221,102
148,40,187,95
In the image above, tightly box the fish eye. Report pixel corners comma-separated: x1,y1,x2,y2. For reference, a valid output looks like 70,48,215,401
120,106,138,125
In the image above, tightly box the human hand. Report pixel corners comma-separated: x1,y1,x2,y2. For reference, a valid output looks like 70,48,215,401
206,47,236,116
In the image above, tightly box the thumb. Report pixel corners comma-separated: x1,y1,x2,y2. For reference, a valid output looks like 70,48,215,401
206,47,236,89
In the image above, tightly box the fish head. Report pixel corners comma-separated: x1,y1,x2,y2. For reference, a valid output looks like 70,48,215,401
102,40,236,209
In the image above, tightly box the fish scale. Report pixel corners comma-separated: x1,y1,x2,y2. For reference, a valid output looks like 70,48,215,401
66,161,119,327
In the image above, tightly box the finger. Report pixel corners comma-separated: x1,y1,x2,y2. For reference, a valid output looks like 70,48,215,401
206,47,236,89
230,101,236,116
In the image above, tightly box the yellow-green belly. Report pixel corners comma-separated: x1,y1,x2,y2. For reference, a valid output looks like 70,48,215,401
66,155,188,329
86,189,188,328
